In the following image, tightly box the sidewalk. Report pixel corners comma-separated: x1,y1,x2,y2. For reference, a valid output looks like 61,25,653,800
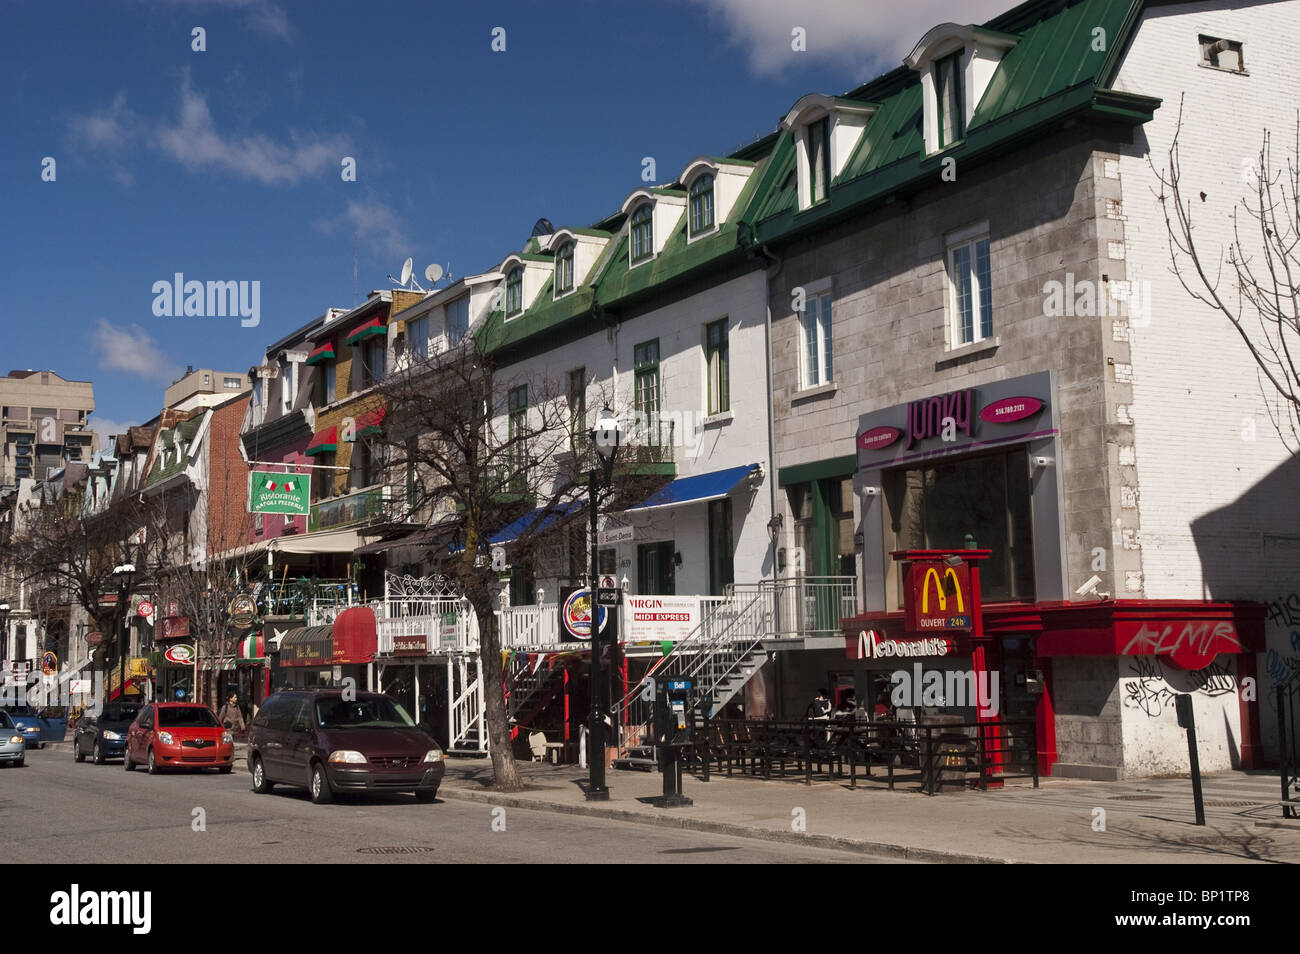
435,759,1300,864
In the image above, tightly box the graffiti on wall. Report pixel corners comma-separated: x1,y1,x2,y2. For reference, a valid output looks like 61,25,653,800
1122,656,1237,718
1267,593,1300,629
1121,621,1241,656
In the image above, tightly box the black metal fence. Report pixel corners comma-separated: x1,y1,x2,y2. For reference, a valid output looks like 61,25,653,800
688,716,1038,794
1277,684,1300,819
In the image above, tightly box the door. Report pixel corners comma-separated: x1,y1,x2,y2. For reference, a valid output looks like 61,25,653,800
76,715,96,757
637,541,675,595
130,706,154,761
282,696,316,785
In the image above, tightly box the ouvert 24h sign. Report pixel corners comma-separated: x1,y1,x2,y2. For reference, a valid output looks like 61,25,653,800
248,471,310,516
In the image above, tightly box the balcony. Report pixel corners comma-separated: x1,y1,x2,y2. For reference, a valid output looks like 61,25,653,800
619,413,675,476
309,484,408,533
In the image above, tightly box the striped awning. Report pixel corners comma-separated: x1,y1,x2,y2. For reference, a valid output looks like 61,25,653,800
306,426,338,456
200,656,238,672
305,342,336,366
239,634,266,662
345,316,387,345
354,406,386,438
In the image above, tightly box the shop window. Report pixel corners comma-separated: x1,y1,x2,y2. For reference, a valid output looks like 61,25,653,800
312,451,335,502
884,447,1034,603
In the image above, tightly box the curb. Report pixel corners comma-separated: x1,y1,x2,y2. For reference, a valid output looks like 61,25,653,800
436,784,1023,864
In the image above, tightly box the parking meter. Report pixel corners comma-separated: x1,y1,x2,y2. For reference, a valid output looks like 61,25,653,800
652,677,694,807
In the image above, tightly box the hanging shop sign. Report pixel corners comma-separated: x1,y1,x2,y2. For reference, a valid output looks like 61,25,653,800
598,525,634,546
85,631,104,646
161,616,191,641
440,613,458,646
248,470,311,516
163,643,196,666
41,652,58,677
228,595,258,629
559,586,614,643
904,560,974,633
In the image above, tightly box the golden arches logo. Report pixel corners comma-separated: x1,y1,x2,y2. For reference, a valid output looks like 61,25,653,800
920,566,965,614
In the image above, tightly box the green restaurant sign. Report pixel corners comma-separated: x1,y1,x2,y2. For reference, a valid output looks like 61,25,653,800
248,470,310,516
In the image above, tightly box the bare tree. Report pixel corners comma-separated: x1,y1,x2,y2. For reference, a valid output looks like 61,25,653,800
377,339,659,791
1154,102,1300,451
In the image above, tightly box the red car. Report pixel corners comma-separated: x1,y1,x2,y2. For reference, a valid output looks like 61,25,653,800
124,703,235,774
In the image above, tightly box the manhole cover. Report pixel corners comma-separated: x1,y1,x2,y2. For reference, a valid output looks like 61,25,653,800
1202,800,1263,808
1108,795,1163,801
356,846,436,855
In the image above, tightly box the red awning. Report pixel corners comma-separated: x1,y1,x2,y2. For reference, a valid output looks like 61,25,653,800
333,606,378,664
305,342,336,365
354,406,386,438
345,316,387,345
306,426,338,456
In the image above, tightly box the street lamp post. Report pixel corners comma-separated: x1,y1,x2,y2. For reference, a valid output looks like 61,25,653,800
586,408,622,802
110,562,136,704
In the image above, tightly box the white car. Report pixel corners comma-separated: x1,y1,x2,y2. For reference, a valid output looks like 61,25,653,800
0,711,26,766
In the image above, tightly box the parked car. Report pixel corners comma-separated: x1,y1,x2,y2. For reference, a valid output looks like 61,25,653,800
3,706,51,748
123,703,234,774
0,711,26,766
247,689,445,804
73,702,142,764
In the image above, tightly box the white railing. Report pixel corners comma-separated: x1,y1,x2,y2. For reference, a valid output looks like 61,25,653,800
449,655,486,752
497,603,561,650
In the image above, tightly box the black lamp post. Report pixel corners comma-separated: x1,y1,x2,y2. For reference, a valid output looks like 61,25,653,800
586,407,622,801
110,561,137,703
0,603,10,667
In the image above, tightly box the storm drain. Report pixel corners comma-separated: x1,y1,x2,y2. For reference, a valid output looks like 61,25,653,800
356,846,436,855
1107,795,1163,801
1202,800,1263,808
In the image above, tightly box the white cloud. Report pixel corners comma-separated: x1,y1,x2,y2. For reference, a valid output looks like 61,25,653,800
92,319,183,384
88,416,133,448
690,0,1009,78
314,195,412,260
69,75,347,186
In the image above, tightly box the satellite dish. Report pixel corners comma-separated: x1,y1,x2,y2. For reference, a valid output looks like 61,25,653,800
425,264,443,284
399,258,413,287
530,218,554,238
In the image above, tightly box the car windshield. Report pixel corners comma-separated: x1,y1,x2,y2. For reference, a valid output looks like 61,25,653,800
157,707,221,728
0,712,14,729
315,697,415,729
102,705,140,723
5,707,37,718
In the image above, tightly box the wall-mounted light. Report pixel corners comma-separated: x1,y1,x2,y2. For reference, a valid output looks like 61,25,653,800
766,513,784,541
853,531,864,550
862,485,881,497
673,551,683,568
1031,456,1054,470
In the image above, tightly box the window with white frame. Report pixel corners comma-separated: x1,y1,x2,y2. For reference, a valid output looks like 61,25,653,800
799,290,833,389
555,242,574,295
281,362,295,413
807,117,831,205
689,175,715,236
224,377,241,389
630,205,653,263
705,318,729,414
446,296,469,344
947,226,992,347
934,51,964,148
406,314,429,358
505,267,523,317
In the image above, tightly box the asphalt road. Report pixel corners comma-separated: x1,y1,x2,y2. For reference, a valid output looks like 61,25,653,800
0,746,890,864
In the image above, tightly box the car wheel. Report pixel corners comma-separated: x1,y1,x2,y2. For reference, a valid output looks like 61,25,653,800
309,762,333,804
147,748,160,775
414,788,438,803
250,756,274,794
38,742,45,750
93,742,105,766
15,757,23,768
124,747,135,771
218,765,232,774
74,741,85,763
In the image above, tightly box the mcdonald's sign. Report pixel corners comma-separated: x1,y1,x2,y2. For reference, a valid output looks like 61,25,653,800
903,559,974,633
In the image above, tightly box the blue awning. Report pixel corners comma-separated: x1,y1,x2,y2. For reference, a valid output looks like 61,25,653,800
626,464,760,513
487,501,584,546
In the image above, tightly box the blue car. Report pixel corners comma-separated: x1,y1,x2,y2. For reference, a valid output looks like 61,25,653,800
73,702,140,764
3,706,68,748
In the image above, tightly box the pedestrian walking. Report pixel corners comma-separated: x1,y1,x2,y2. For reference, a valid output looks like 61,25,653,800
217,691,246,734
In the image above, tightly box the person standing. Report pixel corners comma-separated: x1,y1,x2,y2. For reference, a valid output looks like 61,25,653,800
216,691,246,735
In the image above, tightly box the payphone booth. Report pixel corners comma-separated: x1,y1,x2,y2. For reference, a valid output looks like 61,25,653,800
652,677,694,808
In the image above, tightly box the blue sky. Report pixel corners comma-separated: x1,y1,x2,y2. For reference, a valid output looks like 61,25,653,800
0,0,1004,438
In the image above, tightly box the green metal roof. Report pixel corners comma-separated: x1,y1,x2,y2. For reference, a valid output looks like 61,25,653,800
144,417,202,488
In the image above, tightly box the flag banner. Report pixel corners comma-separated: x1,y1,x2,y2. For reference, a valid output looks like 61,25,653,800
248,470,310,515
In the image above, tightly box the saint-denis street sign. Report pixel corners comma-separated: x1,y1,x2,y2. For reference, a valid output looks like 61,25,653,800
248,470,310,516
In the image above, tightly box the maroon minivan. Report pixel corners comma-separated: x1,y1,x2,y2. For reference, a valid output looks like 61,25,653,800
247,689,444,804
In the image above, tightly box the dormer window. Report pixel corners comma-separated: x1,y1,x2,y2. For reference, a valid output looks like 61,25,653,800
555,242,574,295
689,175,715,235
906,23,1018,156
630,205,653,263
934,52,964,148
807,117,831,204
505,267,523,317
781,95,877,211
